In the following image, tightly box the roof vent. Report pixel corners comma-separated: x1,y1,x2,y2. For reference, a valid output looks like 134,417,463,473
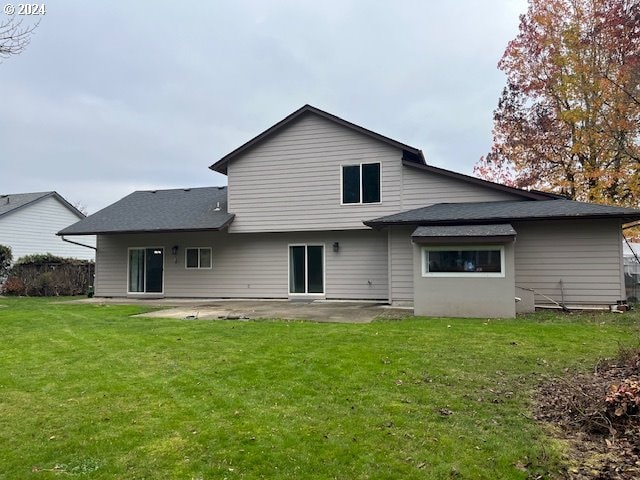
5,196,9,204
184,188,191,192
218,186,224,190
214,202,221,212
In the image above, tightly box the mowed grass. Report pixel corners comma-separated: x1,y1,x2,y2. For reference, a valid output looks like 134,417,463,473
0,298,638,479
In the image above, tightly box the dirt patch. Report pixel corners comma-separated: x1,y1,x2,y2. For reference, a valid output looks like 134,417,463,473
535,352,640,479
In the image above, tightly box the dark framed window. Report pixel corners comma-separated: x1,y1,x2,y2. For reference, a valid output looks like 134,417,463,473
341,162,381,204
185,247,212,269
422,246,504,277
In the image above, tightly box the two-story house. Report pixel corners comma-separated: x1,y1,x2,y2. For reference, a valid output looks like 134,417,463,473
59,105,640,317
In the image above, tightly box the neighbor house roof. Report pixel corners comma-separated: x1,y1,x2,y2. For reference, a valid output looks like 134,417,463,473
58,187,234,235
0,191,85,219
365,199,640,228
209,104,426,175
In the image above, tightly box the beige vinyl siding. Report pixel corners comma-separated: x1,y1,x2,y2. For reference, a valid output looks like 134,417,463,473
95,230,388,300
227,113,404,232
513,219,624,305
400,166,523,210
389,226,415,302
0,196,95,260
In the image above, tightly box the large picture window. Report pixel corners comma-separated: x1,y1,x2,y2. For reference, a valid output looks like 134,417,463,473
342,162,381,204
422,246,505,277
185,247,212,269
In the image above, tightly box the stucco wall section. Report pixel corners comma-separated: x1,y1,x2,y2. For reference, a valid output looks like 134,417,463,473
412,241,516,318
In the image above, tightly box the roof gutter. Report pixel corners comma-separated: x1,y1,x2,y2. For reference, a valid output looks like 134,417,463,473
60,235,97,251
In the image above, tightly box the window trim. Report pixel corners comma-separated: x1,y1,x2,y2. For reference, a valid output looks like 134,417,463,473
185,247,213,270
421,245,505,278
340,162,382,205
287,243,326,296
126,246,165,295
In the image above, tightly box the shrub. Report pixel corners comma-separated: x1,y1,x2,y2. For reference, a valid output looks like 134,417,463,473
2,254,94,296
1,276,25,295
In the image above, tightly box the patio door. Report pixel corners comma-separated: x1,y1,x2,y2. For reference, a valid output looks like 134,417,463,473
289,245,324,294
128,248,164,294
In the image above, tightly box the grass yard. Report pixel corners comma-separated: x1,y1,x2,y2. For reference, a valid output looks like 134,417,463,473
0,298,638,479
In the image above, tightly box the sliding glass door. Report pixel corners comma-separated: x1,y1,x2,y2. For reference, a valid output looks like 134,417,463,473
289,245,324,294
128,248,164,293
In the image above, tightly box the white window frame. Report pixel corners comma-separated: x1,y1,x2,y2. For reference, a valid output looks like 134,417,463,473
288,243,326,296
421,245,505,278
126,247,165,295
185,247,213,270
340,162,382,205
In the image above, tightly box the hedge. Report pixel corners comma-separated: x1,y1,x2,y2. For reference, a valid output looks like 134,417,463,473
2,254,94,296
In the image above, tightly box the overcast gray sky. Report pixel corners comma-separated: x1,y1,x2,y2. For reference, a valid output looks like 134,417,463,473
1,0,527,213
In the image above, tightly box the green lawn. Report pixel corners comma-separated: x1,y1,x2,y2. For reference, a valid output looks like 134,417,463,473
0,298,637,479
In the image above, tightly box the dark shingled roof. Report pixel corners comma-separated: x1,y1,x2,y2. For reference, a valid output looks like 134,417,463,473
365,199,640,227
412,224,517,238
1,191,84,219
58,187,234,235
411,224,517,244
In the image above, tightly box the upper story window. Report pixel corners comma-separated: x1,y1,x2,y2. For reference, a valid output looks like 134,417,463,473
186,247,212,269
342,162,381,204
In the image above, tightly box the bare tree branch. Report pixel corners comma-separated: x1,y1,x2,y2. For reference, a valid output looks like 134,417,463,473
0,17,39,59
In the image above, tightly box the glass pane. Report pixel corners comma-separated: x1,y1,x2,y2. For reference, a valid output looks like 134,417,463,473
289,246,306,293
342,165,360,203
362,163,381,203
186,248,199,268
145,248,163,293
128,249,145,292
307,246,324,293
427,250,501,273
199,248,212,268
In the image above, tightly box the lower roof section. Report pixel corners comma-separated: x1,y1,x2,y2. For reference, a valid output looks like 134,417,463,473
58,186,234,236
365,199,640,228
411,224,516,244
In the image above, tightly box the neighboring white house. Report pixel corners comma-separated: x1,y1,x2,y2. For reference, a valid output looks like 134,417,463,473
0,192,96,261
59,105,640,317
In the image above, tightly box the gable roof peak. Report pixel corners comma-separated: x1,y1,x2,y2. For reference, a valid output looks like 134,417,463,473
210,104,425,175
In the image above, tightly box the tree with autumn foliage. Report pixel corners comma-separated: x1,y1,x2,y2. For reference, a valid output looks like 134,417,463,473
475,0,640,207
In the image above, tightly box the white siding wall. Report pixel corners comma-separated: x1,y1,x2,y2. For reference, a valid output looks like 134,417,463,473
227,113,404,232
0,196,95,261
95,230,388,300
513,219,625,305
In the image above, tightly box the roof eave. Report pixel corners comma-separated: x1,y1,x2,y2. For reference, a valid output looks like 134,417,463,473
58,214,236,236
365,213,640,229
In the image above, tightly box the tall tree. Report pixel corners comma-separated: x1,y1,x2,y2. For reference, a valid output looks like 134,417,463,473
475,0,640,207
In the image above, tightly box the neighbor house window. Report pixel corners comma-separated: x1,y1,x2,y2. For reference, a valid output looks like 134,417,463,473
342,162,381,204
422,246,505,277
185,247,212,269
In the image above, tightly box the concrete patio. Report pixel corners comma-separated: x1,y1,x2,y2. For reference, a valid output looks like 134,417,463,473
67,298,413,323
